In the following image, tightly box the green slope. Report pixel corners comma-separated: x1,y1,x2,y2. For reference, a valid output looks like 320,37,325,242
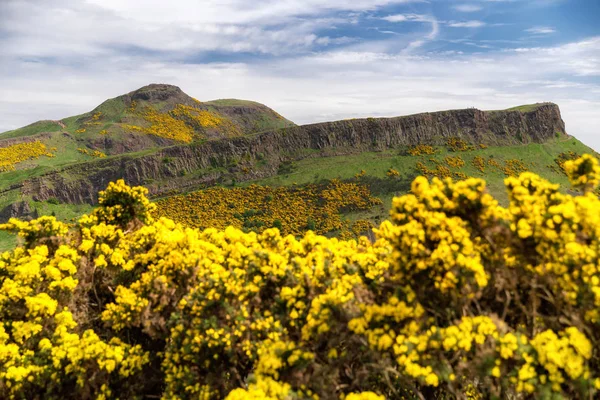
0,84,296,171
252,137,594,222
0,91,596,250
0,137,594,249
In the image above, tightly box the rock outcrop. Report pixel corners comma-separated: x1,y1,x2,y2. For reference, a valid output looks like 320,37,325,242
14,103,565,205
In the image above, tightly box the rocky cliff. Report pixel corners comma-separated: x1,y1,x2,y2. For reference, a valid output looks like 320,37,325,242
11,103,565,205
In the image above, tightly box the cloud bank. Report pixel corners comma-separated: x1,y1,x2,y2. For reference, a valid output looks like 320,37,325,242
0,0,599,149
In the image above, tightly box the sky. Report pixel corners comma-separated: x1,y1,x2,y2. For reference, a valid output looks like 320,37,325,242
1,0,599,149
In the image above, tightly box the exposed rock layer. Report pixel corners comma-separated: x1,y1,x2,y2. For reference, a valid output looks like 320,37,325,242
14,103,565,205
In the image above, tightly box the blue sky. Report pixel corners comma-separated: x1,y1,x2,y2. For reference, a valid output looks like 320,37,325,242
1,0,599,148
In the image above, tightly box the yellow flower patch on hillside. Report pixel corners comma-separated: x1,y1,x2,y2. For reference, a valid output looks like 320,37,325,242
123,104,240,142
78,148,106,158
142,106,195,143
171,104,242,136
0,141,54,172
445,155,465,168
408,145,437,156
154,180,381,236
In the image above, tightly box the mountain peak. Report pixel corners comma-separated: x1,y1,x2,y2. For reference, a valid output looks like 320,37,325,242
126,83,187,103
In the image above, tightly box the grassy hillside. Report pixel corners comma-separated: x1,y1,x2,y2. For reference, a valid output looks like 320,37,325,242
3,137,593,250
0,84,295,176
0,89,596,250
257,137,591,194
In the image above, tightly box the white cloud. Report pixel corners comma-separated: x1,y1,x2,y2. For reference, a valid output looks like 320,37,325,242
380,14,439,52
382,14,408,22
448,20,486,28
2,37,600,147
382,14,433,23
525,26,556,34
0,0,599,152
453,4,483,12
0,0,387,58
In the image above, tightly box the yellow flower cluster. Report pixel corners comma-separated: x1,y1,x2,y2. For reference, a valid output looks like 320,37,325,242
170,104,240,136
77,148,107,158
1,155,600,399
564,154,600,191
0,224,148,398
124,103,241,143
386,168,400,178
549,151,579,175
140,106,195,143
415,161,452,179
123,106,196,143
445,155,465,168
502,159,528,176
446,137,474,152
408,145,437,156
470,155,484,172
0,141,54,172
171,104,223,127
154,180,381,237
481,157,528,176
78,112,103,130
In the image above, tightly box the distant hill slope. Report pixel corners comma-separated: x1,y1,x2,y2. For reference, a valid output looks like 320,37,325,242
2,101,569,203
1,83,294,152
0,85,596,250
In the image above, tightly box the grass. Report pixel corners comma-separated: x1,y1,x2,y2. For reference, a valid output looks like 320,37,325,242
0,136,594,250
0,120,63,139
253,137,593,203
205,99,267,107
0,84,593,253
0,132,91,191
503,103,550,113
0,199,91,252
30,200,93,222
0,231,17,252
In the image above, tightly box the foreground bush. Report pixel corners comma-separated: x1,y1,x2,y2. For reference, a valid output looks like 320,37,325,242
1,155,600,399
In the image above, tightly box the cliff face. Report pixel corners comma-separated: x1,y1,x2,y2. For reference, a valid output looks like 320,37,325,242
15,103,565,205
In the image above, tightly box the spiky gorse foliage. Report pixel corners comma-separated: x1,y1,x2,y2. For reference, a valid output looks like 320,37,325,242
0,141,54,172
1,155,600,399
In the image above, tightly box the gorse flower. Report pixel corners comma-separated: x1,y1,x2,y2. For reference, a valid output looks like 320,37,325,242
0,141,54,171
154,180,381,238
0,155,600,399
564,153,600,192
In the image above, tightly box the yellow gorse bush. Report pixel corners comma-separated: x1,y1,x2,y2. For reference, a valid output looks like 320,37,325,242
171,104,241,136
78,148,107,158
154,180,381,237
446,137,474,152
444,155,465,168
408,145,437,156
123,103,238,143
1,155,600,399
0,141,54,171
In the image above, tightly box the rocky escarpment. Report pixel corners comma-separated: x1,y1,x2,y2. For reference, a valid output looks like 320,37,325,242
15,103,565,205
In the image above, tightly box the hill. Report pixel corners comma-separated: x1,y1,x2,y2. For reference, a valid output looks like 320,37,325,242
0,85,597,250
